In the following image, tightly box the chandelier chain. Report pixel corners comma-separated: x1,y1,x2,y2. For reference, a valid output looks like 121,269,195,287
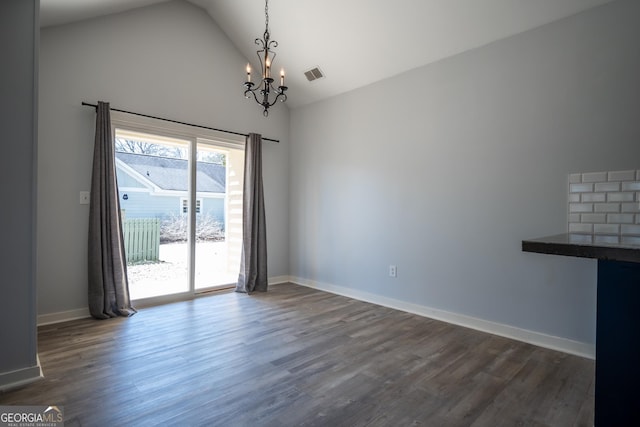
264,0,270,35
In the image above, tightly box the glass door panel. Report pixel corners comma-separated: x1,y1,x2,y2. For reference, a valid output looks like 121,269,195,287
194,141,244,290
115,129,191,300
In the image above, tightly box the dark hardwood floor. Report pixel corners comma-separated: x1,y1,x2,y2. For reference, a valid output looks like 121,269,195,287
1,283,594,426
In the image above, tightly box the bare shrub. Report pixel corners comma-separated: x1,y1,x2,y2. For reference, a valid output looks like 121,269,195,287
160,213,224,243
195,213,225,242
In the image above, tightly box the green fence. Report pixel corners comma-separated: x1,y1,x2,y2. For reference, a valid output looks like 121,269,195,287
122,218,160,263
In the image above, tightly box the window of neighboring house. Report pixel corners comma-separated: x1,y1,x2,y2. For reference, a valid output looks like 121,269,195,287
181,198,202,214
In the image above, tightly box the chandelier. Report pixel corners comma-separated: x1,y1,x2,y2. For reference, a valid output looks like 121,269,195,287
243,0,288,117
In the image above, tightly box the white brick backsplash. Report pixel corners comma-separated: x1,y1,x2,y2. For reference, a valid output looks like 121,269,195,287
570,183,593,193
595,182,621,192
568,169,640,236
569,173,582,184
621,236,640,245
582,171,607,182
581,213,606,223
594,203,620,213
608,170,636,181
581,193,606,202
622,181,640,191
569,223,592,233
594,224,620,235
607,192,635,202
569,203,593,213
607,214,635,224
621,225,640,236
594,235,621,244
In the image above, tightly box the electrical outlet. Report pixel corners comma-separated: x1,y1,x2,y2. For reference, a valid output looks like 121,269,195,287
389,265,397,278
80,191,90,205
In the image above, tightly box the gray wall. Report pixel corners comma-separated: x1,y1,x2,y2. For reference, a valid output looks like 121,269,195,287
289,0,640,347
0,0,39,385
38,0,290,316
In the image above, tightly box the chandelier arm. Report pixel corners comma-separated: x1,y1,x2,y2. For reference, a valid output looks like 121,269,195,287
271,91,287,105
244,86,261,105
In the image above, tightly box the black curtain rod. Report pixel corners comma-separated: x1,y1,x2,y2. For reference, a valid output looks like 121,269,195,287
81,102,279,143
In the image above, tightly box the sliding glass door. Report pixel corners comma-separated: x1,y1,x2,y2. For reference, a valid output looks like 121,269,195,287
113,126,243,301
194,141,244,290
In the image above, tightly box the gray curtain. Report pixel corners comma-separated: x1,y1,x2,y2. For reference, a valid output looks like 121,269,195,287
236,133,268,293
88,101,136,319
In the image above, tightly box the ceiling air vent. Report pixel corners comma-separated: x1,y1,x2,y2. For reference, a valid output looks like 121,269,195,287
304,67,325,82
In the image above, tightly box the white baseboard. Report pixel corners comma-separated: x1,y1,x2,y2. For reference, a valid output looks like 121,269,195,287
269,275,290,286
37,307,91,326
37,275,289,326
0,359,43,392
35,276,593,359
288,276,595,360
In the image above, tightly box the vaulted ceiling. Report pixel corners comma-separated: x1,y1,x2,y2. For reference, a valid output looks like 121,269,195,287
39,0,615,108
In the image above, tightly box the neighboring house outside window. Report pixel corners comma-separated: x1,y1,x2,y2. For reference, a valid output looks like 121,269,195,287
181,198,202,214
115,152,225,224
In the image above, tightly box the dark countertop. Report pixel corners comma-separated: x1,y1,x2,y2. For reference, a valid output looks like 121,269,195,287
522,233,640,263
